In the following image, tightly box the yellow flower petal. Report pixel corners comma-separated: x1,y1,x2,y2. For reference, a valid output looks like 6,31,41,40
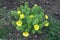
17,10,21,15
23,32,29,37
16,21,22,26
45,15,48,19
34,4,37,6
34,24,39,31
44,21,49,27
20,14,25,19
29,15,33,18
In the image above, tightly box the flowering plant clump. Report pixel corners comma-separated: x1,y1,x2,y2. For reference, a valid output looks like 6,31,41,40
11,2,49,37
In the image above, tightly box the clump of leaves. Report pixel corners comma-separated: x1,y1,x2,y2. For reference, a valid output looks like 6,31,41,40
11,2,49,37
0,27,10,38
0,9,11,39
46,15,60,40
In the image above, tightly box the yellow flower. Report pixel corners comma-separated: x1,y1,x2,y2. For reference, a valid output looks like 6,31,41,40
23,32,29,37
45,15,48,19
20,14,25,19
29,15,33,18
16,21,22,26
17,10,21,15
34,24,39,31
44,21,49,27
34,4,37,6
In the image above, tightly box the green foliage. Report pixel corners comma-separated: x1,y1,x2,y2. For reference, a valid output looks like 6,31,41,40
0,1,60,40
0,27,10,38
0,1,3,7
46,15,60,40
0,9,11,39
11,2,49,37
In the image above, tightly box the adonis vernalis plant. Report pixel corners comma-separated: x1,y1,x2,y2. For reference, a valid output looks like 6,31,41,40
11,2,49,37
